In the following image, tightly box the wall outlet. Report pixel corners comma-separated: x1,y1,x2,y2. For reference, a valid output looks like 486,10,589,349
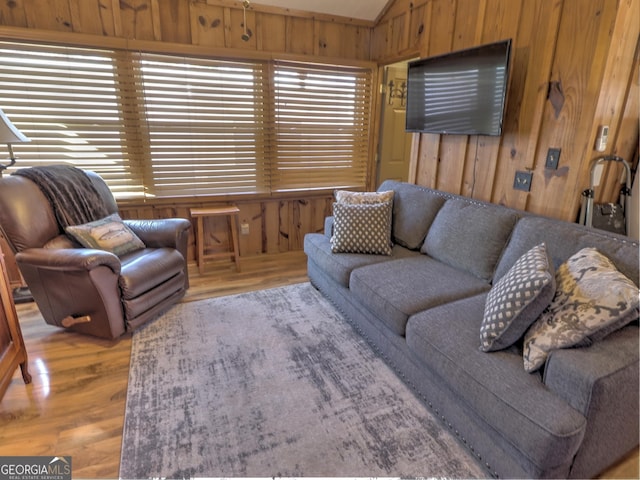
240,221,250,235
545,148,561,170
513,171,533,192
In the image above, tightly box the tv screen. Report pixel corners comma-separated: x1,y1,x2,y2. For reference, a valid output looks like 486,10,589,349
406,39,512,136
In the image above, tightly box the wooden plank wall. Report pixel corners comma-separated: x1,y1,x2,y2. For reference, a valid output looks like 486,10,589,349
0,0,372,59
1,0,638,262
373,0,639,222
118,194,334,261
0,0,371,262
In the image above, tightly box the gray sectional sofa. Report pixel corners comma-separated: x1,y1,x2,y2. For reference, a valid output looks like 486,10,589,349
303,180,639,479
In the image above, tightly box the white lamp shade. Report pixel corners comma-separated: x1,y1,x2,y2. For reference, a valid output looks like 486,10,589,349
0,109,29,144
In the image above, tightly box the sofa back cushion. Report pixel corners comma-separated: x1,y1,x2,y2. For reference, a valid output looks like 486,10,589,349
378,180,447,250
495,216,639,287
421,199,518,281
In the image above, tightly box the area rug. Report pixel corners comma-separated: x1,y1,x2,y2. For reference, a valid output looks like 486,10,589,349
120,282,487,479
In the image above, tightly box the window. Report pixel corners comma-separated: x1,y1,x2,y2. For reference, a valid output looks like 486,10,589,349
0,40,373,199
138,53,269,196
0,42,145,197
273,61,371,192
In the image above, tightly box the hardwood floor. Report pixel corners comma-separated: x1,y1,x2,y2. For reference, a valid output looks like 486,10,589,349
0,251,309,478
0,250,637,479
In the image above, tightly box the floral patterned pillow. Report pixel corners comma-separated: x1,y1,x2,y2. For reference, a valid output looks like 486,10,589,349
523,247,639,373
335,189,394,205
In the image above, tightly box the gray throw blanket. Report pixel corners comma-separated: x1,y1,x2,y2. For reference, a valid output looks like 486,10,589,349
13,165,110,229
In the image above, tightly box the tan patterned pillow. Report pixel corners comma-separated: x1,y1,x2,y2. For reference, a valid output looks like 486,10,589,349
330,201,393,255
66,213,145,257
335,189,394,205
480,243,555,352
523,247,639,373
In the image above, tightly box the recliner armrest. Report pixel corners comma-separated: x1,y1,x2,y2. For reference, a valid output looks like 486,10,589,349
16,247,126,339
124,218,191,249
16,247,121,274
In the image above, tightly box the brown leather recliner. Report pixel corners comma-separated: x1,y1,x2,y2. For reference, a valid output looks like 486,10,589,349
0,169,191,339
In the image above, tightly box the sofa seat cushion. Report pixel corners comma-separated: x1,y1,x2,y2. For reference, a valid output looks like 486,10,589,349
405,294,587,471
422,199,518,281
349,256,491,336
119,247,185,299
303,233,419,288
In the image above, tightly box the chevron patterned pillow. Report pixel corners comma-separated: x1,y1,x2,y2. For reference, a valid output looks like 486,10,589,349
480,243,555,352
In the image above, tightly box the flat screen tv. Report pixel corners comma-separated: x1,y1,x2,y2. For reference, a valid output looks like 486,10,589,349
406,39,512,136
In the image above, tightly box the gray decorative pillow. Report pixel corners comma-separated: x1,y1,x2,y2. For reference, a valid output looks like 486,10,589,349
66,213,145,256
330,201,392,255
523,247,640,373
335,189,394,205
480,243,555,352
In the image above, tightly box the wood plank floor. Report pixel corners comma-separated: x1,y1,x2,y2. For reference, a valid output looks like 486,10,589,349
0,251,637,479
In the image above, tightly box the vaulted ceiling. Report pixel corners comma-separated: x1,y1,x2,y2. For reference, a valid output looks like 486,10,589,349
249,0,390,22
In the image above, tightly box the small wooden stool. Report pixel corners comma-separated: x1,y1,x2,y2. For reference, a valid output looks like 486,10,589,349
190,206,241,274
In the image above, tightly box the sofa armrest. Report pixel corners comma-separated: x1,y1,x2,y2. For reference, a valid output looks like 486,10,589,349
124,218,191,250
543,326,639,477
543,326,639,414
324,216,334,238
16,247,121,274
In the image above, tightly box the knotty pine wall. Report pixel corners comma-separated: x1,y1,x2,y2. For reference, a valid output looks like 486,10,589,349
0,0,373,58
0,0,372,262
0,0,638,264
373,0,639,222
119,194,334,259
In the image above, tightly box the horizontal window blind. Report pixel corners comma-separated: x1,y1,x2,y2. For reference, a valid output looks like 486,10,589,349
273,61,371,192
137,53,269,197
0,40,373,199
0,41,145,198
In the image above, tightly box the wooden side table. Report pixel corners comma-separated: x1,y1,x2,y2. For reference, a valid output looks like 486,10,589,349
190,206,241,274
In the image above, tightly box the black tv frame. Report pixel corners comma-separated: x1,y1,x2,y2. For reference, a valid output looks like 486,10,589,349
405,39,512,136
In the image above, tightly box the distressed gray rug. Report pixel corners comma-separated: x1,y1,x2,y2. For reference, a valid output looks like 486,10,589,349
120,282,487,479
